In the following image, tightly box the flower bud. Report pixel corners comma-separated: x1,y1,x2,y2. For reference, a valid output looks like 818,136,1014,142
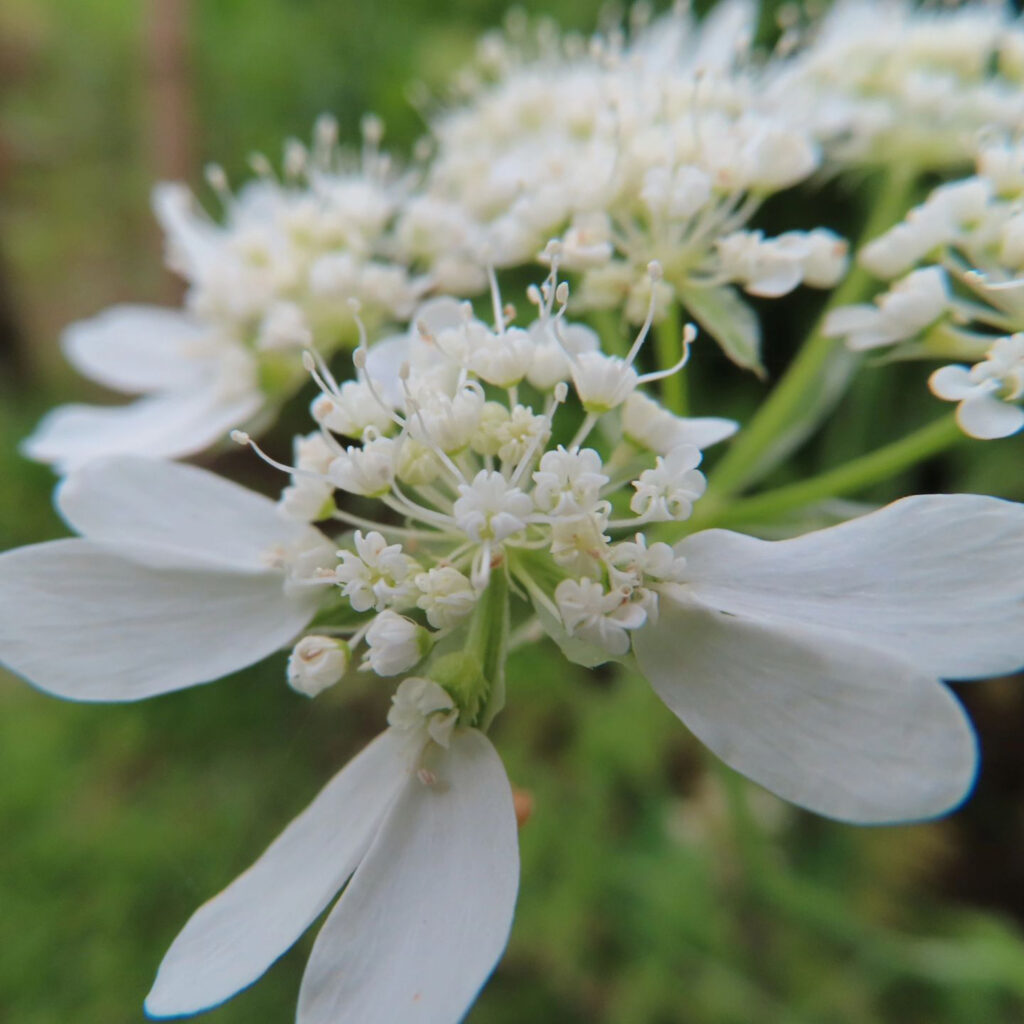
362,611,433,676
287,636,350,697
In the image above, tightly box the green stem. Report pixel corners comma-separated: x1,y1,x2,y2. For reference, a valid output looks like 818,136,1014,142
708,167,919,499
689,413,961,532
588,308,628,358
473,566,510,731
654,303,687,414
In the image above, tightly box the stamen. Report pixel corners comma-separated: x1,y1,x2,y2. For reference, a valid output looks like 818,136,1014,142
470,541,493,590
231,430,324,481
329,505,447,540
302,349,343,399
624,261,663,366
510,383,568,488
400,380,468,484
349,315,408,432
313,113,338,170
567,412,600,453
637,323,696,384
204,163,232,209
283,139,308,180
487,265,506,332
248,152,275,180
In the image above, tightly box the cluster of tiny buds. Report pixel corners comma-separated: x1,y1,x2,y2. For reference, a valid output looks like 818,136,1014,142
236,261,733,704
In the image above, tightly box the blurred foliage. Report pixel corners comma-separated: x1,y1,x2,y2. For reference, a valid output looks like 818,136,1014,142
2,1,1024,1023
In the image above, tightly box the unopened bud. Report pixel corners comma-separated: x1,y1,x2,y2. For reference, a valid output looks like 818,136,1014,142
287,636,350,697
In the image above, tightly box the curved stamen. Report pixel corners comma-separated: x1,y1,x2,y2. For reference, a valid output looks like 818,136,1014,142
637,323,696,384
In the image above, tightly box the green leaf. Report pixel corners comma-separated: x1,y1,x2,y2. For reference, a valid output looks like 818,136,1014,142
678,283,764,376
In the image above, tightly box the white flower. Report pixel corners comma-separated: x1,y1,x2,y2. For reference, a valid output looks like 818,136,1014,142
929,334,1024,440
29,116,422,475
144,703,518,1024
824,267,949,351
609,536,688,585
288,636,350,697
570,352,639,413
23,306,264,473
633,494,1024,823
257,301,313,351
492,405,551,465
858,179,991,279
525,318,599,390
630,446,707,521
334,530,419,613
453,470,533,543
408,385,485,455
532,447,608,517
386,676,459,749
415,566,477,629
772,0,1024,172
554,577,648,656
621,392,737,454
465,326,536,388
328,436,397,497
717,229,847,299
279,433,337,522
311,381,395,439
0,456,333,699
362,611,433,676
409,6,838,364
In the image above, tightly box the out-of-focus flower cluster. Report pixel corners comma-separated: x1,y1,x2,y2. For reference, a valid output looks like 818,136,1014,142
404,0,847,369
827,137,1024,438
27,117,425,470
768,0,1024,173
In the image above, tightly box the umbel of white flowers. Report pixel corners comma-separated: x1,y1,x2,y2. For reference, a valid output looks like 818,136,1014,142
409,0,848,371
23,115,422,473
1,269,1023,1023
825,136,1024,440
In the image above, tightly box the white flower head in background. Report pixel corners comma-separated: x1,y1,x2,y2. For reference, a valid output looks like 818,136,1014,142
403,0,848,373
770,0,1024,173
826,137,1024,439
24,115,423,473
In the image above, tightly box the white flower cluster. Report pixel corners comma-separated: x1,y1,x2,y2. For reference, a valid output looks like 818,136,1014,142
259,266,734,676
771,0,1024,171
4,277,1024,1024
825,137,1024,439
26,115,423,471
403,1,846,367
8,5,1024,1024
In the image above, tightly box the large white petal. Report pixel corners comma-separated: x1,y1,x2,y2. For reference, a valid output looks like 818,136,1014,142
0,539,316,700
297,729,519,1024
62,305,207,393
634,599,978,823
145,731,409,1018
57,455,323,573
22,387,263,473
678,494,1024,680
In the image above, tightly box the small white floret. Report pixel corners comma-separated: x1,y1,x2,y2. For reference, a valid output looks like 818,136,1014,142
362,611,433,676
287,635,350,697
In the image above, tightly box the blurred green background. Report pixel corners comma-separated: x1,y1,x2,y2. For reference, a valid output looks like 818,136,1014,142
3,1,1024,1022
